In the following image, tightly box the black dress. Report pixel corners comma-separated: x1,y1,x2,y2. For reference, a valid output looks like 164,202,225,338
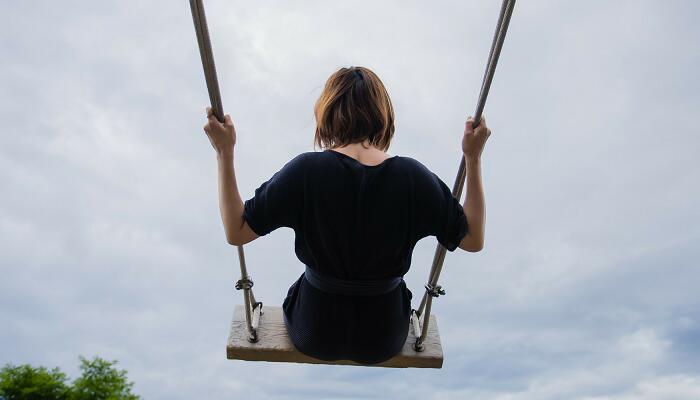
242,149,468,364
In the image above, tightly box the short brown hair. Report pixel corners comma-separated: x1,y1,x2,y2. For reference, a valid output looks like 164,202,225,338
313,66,395,152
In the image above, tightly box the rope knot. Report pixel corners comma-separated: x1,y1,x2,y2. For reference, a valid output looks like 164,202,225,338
235,277,254,291
425,283,446,298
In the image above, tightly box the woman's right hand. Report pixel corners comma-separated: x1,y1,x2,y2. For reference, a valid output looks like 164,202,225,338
203,106,236,157
462,116,491,162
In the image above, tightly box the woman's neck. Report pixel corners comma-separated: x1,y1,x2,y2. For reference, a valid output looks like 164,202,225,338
329,140,391,165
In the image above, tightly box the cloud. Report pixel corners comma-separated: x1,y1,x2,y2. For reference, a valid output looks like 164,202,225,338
1,0,699,399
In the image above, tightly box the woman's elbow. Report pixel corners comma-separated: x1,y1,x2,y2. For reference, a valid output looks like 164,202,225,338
467,242,484,252
226,224,259,246
225,231,243,246
459,236,484,252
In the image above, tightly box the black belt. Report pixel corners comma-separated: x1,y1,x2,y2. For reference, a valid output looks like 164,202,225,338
303,266,403,296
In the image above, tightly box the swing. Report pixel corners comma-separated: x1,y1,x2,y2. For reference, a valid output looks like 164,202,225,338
189,0,516,369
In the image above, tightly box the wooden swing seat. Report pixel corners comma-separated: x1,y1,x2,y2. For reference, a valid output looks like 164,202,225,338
227,305,444,368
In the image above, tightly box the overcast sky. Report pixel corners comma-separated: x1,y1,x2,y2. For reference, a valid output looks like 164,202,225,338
1,1,699,399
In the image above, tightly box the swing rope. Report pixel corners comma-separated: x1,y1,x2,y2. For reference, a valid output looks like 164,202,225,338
413,0,516,351
190,0,262,343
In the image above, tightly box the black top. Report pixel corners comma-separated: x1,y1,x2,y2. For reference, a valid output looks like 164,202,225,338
242,149,468,364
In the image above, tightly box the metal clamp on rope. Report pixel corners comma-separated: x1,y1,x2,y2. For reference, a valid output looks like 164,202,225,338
425,283,446,298
235,277,254,291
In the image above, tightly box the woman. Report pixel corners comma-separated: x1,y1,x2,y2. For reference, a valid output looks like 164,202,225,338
202,66,490,365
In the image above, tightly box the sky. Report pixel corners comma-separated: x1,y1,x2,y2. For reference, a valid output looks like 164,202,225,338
1,0,699,399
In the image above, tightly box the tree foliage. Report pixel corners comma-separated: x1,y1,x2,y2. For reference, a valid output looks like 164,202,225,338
0,364,70,400
70,357,138,400
0,357,139,400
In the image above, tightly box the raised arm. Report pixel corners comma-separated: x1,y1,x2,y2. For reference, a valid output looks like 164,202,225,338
458,117,491,252
202,107,259,246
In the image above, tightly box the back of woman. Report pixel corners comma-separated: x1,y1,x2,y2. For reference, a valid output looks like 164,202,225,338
201,66,489,365
243,148,467,364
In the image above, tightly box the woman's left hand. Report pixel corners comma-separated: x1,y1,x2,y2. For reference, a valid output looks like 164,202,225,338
203,106,236,156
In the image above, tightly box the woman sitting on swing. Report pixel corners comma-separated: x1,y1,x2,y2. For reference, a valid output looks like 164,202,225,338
202,66,490,365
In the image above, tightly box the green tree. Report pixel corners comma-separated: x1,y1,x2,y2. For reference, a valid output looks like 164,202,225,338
69,357,139,400
0,357,139,400
0,364,70,400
